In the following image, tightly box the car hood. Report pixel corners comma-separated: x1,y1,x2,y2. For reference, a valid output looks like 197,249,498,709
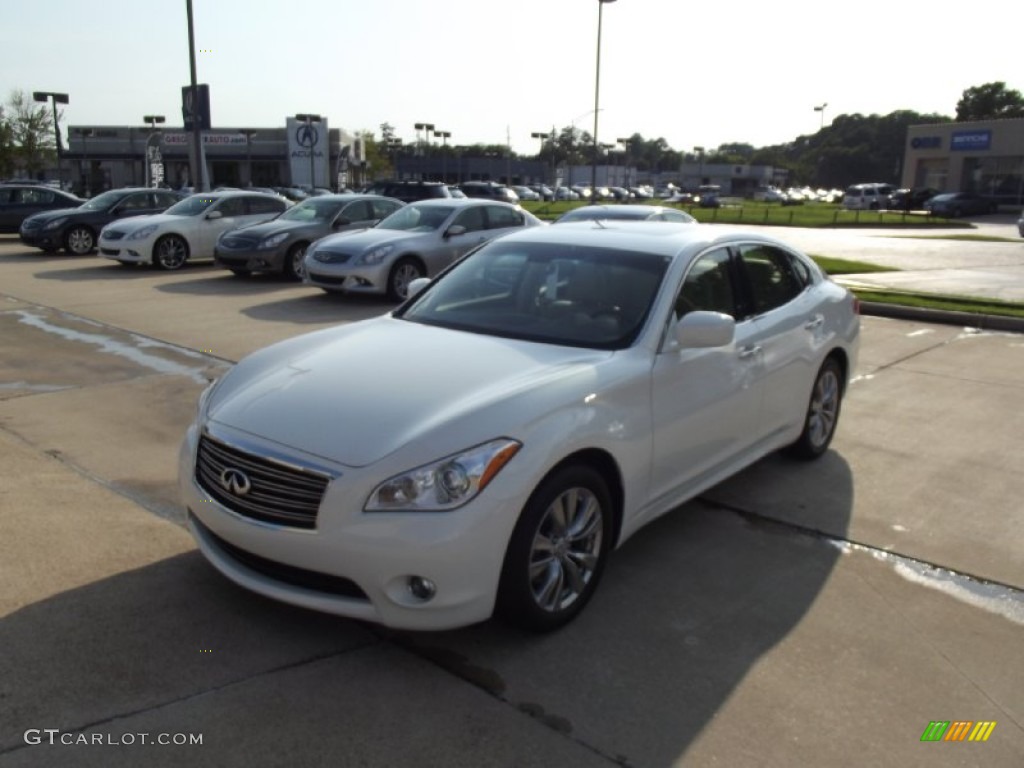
23,207,84,223
206,316,611,467
314,228,425,252
224,219,313,240
108,212,191,232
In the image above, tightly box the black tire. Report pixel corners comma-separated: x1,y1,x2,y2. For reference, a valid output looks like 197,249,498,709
786,357,843,460
497,465,613,632
386,256,424,302
283,242,308,281
64,225,95,255
152,235,189,270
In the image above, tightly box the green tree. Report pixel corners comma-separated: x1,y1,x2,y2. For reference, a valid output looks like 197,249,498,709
6,90,57,175
955,82,1024,121
0,106,16,177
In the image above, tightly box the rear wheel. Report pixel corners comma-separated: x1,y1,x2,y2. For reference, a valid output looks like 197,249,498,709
152,235,189,270
786,358,843,460
497,465,613,632
64,225,95,255
387,257,424,301
283,242,308,281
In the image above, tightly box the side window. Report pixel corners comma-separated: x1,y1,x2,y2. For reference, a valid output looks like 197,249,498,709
17,188,54,204
452,206,486,232
245,195,284,215
154,193,179,208
216,197,248,217
737,244,804,315
340,201,371,221
676,248,735,318
485,205,523,230
0,189,12,203
119,194,151,211
372,199,401,219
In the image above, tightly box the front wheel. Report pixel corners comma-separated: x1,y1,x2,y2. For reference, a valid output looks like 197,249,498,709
64,226,96,255
152,235,189,270
497,465,613,632
786,358,843,460
387,257,424,301
283,242,308,281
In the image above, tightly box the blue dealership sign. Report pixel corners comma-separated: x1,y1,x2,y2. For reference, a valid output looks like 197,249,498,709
951,130,991,151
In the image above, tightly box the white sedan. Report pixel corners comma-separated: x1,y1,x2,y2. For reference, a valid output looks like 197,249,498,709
179,223,860,631
98,191,289,270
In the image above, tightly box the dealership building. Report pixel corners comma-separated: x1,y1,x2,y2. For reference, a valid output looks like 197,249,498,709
60,119,362,195
902,117,1024,206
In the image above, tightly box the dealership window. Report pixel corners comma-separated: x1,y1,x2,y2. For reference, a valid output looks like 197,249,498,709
966,155,1024,205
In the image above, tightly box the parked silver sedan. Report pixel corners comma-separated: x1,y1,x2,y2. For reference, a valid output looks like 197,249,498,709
303,199,543,300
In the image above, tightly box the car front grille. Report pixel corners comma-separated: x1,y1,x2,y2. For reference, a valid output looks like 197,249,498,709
195,434,330,529
312,251,352,264
101,248,121,256
309,274,347,286
103,230,126,241
191,514,369,600
220,236,257,249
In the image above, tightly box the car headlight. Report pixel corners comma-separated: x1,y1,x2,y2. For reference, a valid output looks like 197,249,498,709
195,376,221,421
365,438,521,512
358,243,395,266
127,224,159,240
44,217,68,230
259,232,290,249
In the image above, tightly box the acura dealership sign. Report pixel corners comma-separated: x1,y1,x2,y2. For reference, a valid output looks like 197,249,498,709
951,130,991,151
287,117,329,188
163,133,248,146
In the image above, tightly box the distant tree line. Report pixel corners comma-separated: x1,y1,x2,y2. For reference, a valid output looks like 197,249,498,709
0,90,58,178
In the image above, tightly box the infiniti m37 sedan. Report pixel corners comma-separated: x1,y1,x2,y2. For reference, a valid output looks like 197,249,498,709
180,223,860,632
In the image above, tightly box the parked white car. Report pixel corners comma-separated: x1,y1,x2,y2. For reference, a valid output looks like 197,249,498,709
180,223,860,631
98,191,289,270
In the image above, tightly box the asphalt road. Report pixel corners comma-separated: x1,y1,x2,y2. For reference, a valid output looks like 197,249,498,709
1,228,1022,767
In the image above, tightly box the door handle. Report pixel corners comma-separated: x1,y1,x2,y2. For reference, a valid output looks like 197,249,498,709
804,316,823,330
738,345,761,359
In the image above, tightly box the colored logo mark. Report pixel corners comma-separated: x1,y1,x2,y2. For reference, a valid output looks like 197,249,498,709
921,721,996,742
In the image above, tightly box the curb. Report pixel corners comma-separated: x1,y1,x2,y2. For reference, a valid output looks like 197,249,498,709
859,301,1024,333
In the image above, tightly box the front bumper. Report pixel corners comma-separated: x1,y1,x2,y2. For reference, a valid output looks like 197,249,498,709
99,235,156,263
178,422,519,631
214,244,287,273
304,264,387,294
19,228,58,249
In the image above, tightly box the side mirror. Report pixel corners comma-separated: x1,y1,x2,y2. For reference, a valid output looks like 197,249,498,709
205,210,223,220
673,311,735,349
407,277,431,299
444,224,467,239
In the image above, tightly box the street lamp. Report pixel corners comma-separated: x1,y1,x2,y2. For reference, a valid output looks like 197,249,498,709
591,0,617,203
77,128,94,196
532,131,551,186
434,130,451,181
241,129,258,187
694,146,705,187
143,115,165,188
814,102,828,130
617,137,632,188
295,113,323,190
33,91,69,188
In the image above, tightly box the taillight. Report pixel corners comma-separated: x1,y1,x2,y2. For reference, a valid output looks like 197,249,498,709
852,297,861,315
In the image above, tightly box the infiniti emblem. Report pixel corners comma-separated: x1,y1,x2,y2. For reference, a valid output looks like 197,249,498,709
219,467,252,496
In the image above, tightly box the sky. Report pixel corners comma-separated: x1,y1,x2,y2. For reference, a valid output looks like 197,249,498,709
2,0,1021,156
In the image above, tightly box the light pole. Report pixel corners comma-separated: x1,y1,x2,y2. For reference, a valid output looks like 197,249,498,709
241,129,257,187
295,113,322,190
617,137,632,188
531,131,551,186
814,102,828,130
142,115,165,188
33,91,69,188
435,130,451,182
413,123,434,178
694,146,705,187
77,128,94,196
591,0,617,203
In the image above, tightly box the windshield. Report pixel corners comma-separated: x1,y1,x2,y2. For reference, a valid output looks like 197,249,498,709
398,240,670,349
377,204,455,232
279,198,346,222
80,190,127,211
164,195,218,216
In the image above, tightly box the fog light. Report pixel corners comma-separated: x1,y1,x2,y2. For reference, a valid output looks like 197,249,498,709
408,576,436,601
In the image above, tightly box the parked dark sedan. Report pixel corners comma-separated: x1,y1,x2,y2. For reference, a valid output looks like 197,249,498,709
19,187,181,254
214,194,404,280
888,187,939,212
1,184,83,234
923,192,996,218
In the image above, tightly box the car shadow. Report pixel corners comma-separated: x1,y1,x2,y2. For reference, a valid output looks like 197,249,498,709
31,263,178,280
154,272,308,297
390,454,854,767
241,292,395,325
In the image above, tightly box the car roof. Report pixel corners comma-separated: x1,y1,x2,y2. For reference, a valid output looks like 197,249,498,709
407,198,513,208
497,221,802,259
